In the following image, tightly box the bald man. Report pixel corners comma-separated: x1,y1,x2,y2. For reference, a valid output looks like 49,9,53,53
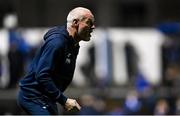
17,7,95,115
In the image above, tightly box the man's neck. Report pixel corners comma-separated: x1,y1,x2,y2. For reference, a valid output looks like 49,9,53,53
67,26,80,44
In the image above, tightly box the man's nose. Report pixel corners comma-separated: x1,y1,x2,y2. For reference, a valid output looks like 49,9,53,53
91,24,95,29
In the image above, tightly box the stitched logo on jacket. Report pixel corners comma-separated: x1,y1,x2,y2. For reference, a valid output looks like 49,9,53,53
65,53,71,64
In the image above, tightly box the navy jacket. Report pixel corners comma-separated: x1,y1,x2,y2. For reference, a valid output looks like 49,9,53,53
19,26,80,105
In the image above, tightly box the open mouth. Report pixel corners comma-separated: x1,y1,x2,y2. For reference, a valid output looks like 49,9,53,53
89,32,92,37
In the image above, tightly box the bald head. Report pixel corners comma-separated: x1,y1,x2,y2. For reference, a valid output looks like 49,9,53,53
66,7,95,42
67,7,94,27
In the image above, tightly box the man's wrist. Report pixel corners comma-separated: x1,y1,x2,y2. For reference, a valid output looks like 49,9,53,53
57,93,68,105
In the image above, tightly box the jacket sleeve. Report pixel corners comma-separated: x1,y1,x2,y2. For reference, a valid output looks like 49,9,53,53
35,38,67,105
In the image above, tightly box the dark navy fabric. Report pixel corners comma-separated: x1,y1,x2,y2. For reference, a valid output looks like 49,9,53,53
17,90,58,115
17,25,79,114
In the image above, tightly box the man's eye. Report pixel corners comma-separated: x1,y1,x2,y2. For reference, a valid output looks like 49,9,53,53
88,21,93,27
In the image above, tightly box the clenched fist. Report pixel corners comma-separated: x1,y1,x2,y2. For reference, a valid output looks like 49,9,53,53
64,98,81,111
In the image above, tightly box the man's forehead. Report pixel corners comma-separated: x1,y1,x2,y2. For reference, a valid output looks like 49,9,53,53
85,13,95,22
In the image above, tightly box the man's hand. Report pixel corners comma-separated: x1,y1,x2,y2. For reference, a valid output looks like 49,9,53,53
64,98,81,111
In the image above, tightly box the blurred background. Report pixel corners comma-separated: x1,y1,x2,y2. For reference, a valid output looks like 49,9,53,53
0,0,180,115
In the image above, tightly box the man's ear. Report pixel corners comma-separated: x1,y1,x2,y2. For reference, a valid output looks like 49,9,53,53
72,19,79,27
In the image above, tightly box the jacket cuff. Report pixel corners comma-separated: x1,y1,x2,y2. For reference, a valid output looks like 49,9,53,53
57,93,67,106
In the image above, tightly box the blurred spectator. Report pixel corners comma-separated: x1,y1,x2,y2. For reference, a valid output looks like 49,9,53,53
123,90,142,115
80,33,112,88
79,94,106,115
3,13,30,88
135,71,151,93
125,42,138,85
154,98,169,115
164,64,180,88
94,32,112,88
159,23,180,88
93,96,106,114
80,44,97,87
